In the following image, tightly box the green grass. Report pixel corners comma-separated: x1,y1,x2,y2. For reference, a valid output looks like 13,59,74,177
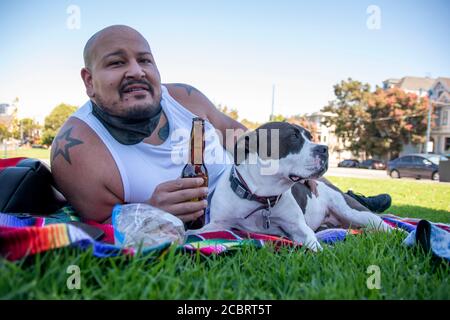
0,147,51,160
1,177,449,299
327,176,450,223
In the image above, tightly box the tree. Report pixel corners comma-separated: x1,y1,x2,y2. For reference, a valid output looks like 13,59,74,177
321,79,431,159
0,123,10,141
365,87,430,159
216,103,264,130
240,118,261,130
322,78,372,156
5,98,20,138
270,114,287,122
216,104,239,120
285,115,319,142
42,103,78,145
12,118,41,142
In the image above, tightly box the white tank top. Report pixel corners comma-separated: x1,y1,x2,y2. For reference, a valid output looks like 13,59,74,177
72,85,232,203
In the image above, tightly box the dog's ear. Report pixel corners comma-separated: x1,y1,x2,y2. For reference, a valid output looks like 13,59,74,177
234,131,258,165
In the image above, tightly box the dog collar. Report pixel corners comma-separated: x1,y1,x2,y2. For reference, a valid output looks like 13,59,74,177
230,166,281,218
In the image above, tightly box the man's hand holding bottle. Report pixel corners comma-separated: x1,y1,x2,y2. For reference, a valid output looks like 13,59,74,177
148,177,208,223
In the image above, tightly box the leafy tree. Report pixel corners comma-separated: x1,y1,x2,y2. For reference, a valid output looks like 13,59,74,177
270,114,287,122
240,118,261,130
322,78,372,156
285,115,319,142
42,103,78,145
365,88,430,159
12,118,41,142
216,104,239,120
322,79,431,159
216,103,263,130
0,123,10,141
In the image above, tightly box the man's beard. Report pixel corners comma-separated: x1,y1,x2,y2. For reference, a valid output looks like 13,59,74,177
95,78,162,120
95,95,162,120
91,91,164,145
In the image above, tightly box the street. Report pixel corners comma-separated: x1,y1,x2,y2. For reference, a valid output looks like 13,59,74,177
325,166,448,184
325,167,389,179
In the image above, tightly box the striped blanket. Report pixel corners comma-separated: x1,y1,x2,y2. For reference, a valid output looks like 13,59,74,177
1,206,449,261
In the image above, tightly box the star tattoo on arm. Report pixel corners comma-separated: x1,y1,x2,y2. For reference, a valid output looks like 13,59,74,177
52,127,84,165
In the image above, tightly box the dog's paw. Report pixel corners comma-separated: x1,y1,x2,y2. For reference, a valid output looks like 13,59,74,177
293,236,323,252
370,220,394,232
304,238,323,252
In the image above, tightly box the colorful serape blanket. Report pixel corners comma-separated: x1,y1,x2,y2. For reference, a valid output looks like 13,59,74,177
1,207,449,261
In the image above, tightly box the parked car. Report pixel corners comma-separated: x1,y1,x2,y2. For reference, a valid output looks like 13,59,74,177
31,144,48,149
387,154,448,181
337,159,360,168
359,159,386,170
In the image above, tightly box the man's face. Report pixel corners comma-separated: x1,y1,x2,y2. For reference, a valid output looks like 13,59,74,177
81,29,162,119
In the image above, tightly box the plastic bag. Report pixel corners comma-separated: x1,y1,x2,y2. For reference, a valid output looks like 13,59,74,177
112,203,186,248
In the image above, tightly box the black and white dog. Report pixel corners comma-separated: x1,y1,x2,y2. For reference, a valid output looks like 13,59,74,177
190,122,392,251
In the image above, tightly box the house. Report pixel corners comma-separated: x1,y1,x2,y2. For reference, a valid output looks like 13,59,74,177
305,111,353,167
429,77,450,155
382,78,401,90
382,76,450,156
386,76,435,96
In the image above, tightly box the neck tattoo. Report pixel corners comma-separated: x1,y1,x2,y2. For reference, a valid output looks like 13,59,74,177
91,101,163,145
158,120,170,141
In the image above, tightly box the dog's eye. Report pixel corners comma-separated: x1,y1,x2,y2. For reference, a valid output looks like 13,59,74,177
292,130,300,139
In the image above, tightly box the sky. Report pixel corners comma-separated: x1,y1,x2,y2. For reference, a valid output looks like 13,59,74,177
1,0,449,124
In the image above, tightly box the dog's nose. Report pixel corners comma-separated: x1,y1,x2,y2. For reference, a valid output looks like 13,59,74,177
313,145,328,155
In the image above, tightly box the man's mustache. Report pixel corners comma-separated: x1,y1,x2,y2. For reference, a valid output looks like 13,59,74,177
119,80,153,97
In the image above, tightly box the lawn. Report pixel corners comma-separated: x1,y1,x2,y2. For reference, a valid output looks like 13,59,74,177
0,177,449,300
327,176,450,223
0,147,51,160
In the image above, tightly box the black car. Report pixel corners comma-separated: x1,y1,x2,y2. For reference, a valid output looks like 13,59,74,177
337,159,360,168
359,159,386,170
387,154,448,181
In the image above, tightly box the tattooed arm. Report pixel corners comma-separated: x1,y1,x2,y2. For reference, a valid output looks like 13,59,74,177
165,83,247,146
51,117,124,223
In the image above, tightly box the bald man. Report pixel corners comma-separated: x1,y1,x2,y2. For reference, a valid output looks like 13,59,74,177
52,25,391,225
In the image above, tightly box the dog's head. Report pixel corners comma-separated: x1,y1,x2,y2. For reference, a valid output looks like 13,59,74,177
234,122,328,182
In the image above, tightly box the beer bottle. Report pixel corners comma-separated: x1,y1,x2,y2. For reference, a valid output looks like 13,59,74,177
181,117,209,229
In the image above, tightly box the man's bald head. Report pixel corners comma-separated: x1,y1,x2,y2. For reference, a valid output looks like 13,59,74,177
83,25,150,69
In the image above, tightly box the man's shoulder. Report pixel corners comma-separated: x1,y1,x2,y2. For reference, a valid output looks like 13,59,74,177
50,116,124,205
163,82,246,134
164,83,203,99
50,117,109,171
53,117,97,148
50,116,124,221
164,83,211,119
